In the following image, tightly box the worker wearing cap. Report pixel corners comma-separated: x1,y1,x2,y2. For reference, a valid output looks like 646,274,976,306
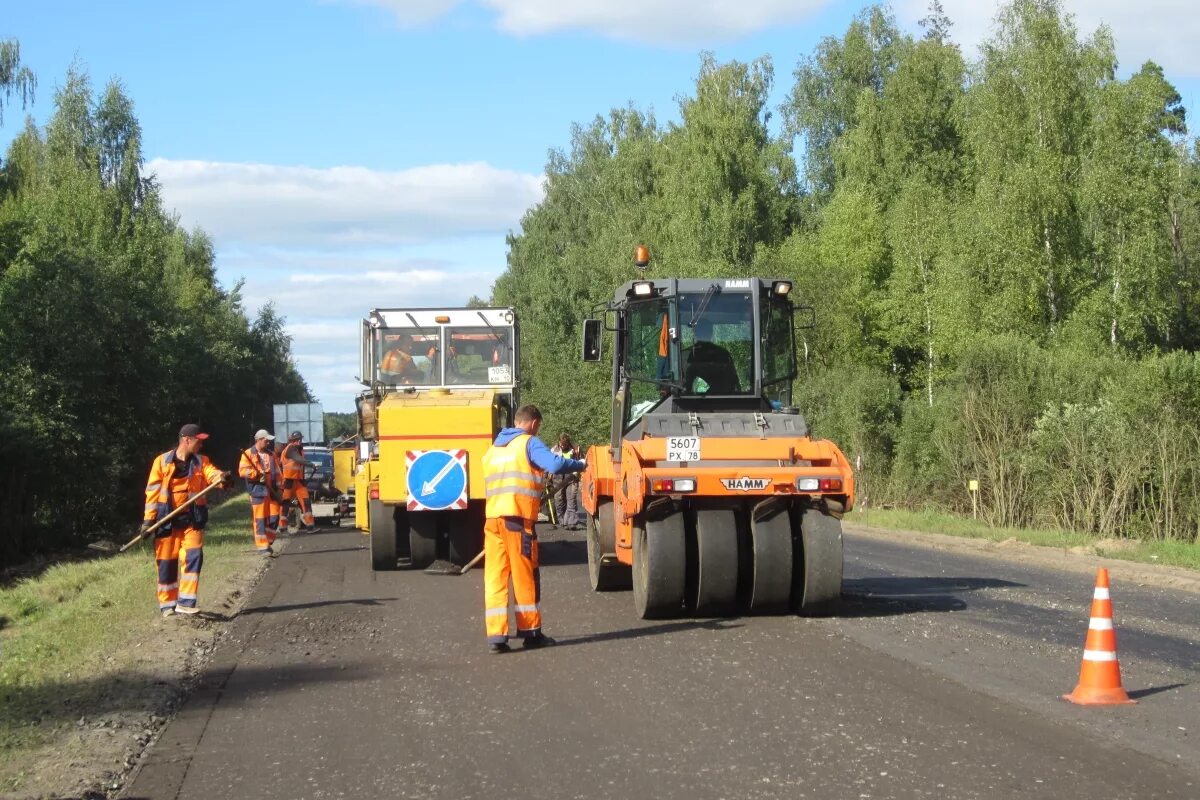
280,431,318,534
239,429,282,555
481,404,586,654
142,424,230,617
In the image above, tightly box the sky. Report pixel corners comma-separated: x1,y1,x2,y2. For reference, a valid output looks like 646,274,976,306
4,0,1200,413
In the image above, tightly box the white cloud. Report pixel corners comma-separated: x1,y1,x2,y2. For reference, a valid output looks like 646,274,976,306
150,158,543,248
152,156,531,409
333,0,463,26
241,264,501,319
342,0,833,45
896,1,1200,78
482,0,833,45
229,259,506,410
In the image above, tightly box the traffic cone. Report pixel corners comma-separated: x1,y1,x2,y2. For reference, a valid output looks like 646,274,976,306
1063,568,1135,705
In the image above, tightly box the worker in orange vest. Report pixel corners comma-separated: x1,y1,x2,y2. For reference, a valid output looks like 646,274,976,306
380,332,422,383
279,431,318,534
481,404,586,653
238,429,282,555
141,423,231,617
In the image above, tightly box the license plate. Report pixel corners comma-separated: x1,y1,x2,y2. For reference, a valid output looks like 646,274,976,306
667,436,701,462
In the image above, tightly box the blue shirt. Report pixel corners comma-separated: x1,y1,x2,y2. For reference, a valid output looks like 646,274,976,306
492,428,587,475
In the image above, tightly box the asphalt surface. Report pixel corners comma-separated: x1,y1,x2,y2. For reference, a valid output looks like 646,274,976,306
123,522,1199,800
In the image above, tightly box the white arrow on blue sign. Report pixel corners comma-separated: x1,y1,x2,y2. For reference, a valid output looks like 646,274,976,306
405,450,469,511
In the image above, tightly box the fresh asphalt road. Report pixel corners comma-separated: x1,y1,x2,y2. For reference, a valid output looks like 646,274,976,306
123,522,1199,800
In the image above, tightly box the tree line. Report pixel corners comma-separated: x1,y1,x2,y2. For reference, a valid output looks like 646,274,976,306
494,0,1200,542
0,44,310,563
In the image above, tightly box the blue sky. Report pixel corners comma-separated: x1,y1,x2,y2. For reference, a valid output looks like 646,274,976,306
4,0,1199,413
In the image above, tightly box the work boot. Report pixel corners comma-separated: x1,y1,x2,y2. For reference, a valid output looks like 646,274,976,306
259,545,275,557
161,607,176,619
175,605,200,616
522,633,556,650
488,642,511,655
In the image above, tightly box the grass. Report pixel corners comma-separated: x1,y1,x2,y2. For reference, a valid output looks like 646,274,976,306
0,496,261,790
850,507,1200,571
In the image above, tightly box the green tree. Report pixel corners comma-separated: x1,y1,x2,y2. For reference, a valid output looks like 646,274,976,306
784,5,907,199
0,61,310,561
1075,62,1185,351
0,39,35,126
655,54,798,271
959,0,1111,336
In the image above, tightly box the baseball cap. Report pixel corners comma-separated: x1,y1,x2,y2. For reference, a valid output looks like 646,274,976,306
289,430,304,441
179,423,209,440
254,429,275,441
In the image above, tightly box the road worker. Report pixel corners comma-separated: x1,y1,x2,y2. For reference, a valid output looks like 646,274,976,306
380,332,422,383
239,429,282,555
141,423,231,617
280,430,319,534
481,404,586,653
550,433,582,531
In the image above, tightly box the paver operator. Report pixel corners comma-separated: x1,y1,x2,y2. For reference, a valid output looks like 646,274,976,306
141,423,231,617
280,431,319,534
481,404,587,654
239,429,283,555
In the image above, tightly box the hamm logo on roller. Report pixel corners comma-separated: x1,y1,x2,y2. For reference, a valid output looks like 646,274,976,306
721,477,770,491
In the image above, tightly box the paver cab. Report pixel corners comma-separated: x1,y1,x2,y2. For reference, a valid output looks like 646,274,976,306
579,263,855,618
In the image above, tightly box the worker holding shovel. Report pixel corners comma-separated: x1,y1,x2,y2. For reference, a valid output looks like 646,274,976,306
140,423,231,617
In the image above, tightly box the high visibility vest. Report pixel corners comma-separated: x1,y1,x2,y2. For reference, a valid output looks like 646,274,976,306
381,348,413,374
482,433,545,522
144,450,221,528
281,442,305,481
239,447,280,496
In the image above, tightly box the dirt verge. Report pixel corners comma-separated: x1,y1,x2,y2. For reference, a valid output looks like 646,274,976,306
1,539,285,800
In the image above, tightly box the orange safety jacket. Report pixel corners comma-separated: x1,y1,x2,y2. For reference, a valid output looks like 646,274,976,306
482,433,546,522
281,441,307,481
381,348,415,375
239,447,281,498
143,450,224,529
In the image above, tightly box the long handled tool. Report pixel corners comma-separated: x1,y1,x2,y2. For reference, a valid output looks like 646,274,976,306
119,481,223,553
458,549,486,575
424,475,583,576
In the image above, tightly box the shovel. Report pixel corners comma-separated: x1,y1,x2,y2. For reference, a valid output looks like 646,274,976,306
119,481,224,552
422,477,579,576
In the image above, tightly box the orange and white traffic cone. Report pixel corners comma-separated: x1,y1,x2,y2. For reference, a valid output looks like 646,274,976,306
1063,567,1135,705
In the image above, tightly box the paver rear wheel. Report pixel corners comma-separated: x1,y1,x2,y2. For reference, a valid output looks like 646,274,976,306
449,502,484,566
369,499,397,570
632,512,686,619
588,500,631,591
408,512,438,569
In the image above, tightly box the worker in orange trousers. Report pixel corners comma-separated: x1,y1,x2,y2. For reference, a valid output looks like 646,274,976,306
481,404,586,654
280,431,318,534
142,423,230,617
239,429,282,555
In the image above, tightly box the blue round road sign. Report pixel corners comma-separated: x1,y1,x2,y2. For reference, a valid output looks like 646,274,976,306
406,450,468,510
